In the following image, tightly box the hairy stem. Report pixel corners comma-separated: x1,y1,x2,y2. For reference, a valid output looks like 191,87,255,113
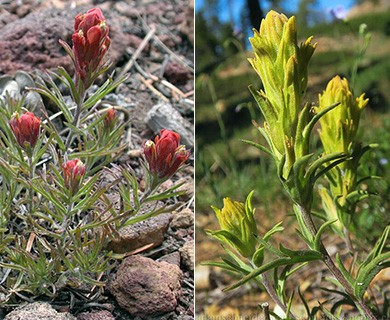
65,87,86,152
260,273,296,320
251,259,296,319
28,155,35,214
61,199,74,247
296,203,376,319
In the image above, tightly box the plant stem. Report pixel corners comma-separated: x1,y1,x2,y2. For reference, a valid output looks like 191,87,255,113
28,155,35,214
296,203,376,319
251,259,296,319
139,176,160,203
260,302,271,320
260,273,296,320
65,87,86,153
61,199,74,246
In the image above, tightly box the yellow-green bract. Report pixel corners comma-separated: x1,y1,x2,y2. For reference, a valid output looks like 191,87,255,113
208,192,257,259
249,10,316,179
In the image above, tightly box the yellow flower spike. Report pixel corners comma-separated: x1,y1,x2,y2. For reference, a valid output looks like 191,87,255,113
216,198,245,232
249,10,316,179
209,192,258,259
317,76,369,227
317,76,368,156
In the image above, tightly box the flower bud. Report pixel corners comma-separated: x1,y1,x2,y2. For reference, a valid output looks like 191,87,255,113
103,107,116,130
9,111,40,152
143,129,190,180
62,159,86,195
317,76,369,228
72,8,110,85
209,193,257,259
317,76,368,156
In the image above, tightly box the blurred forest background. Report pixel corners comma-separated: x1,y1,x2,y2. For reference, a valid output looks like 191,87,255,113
195,0,390,317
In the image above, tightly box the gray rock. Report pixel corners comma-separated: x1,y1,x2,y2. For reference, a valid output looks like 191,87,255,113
179,240,194,273
107,213,172,254
145,102,193,148
171,208,194,229
0,71,44,111
157,251,181,267
5,302,75,320
108,255,182,318
77,310,115,320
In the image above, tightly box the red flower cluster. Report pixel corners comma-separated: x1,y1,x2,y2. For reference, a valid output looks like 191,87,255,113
72,8,110,84
143,129,190,180
62,159,86,195
9,112,40,151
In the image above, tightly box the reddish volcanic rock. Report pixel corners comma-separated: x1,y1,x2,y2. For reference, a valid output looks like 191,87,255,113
108,255,183,318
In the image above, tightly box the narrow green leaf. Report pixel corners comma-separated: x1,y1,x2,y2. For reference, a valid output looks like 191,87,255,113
355,251,390,299
305,152,346,181
293,204,314,245
241,139,273,156
298,286,310,318
335,253,354,285
221,258,251,274
365,225,390,264
122,204,177,227
314,219,337,252
303,102,340,143
263,221,284,241
318,301,338,319
200,261,239,273
224,253,321,291
83,74,128,109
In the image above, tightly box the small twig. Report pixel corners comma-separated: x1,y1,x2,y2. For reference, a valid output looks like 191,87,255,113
260,302,271,320
137,13,193,72
182,279,194,289
118,26,156,79
0,268,11,285
87,271,105,299
260,273,296,319
26,232,36,253
137,74,169,102
74,302,113,315
159,54,170,78
186,195,194,209
296,203,376,320
134,61,188,99
183,90,194,98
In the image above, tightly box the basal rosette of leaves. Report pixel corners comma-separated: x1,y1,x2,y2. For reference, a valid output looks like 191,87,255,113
0,7,190,304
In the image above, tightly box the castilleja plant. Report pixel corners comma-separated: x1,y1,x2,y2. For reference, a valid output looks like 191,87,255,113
72,8,111,88
143,129,191,189
205,10,389,319
34,7,127,156
316,76,372,234
9,112,40,154
62,159,86,196
0,8,190,305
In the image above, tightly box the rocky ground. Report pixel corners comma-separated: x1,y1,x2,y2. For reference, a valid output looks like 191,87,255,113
0,0,194,319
